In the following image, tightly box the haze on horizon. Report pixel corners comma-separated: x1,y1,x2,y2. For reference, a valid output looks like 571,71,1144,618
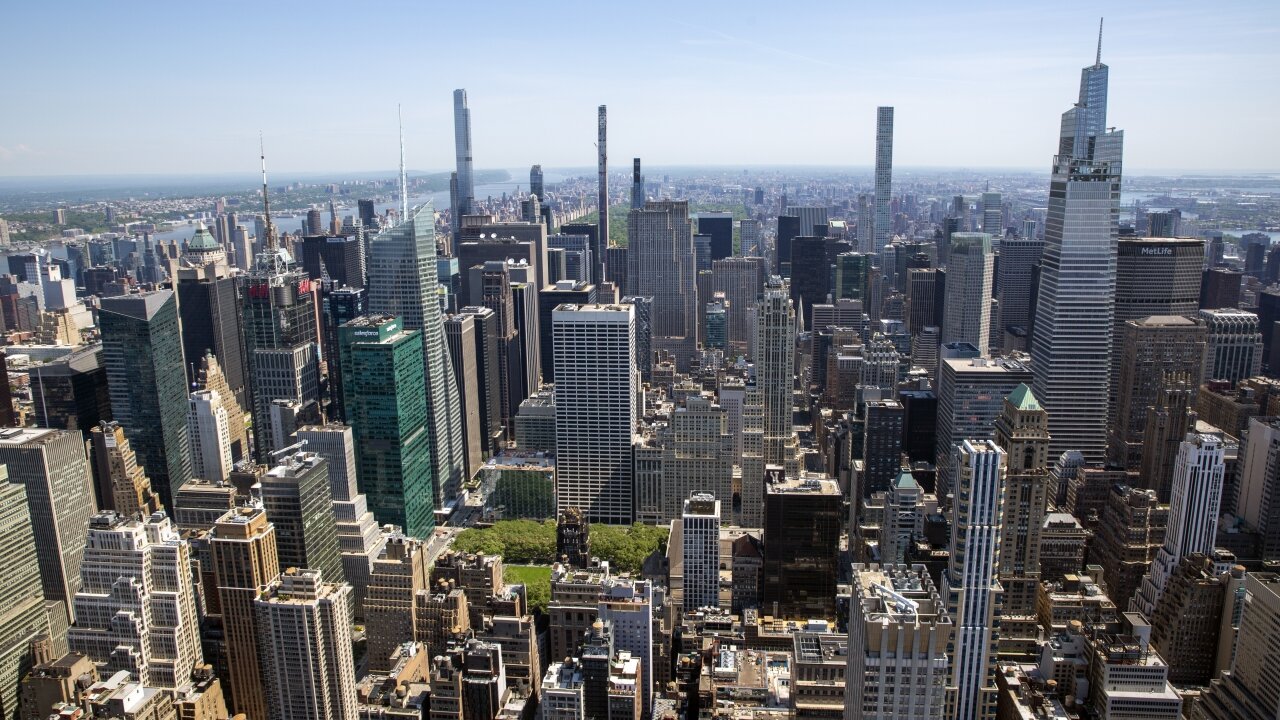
2,0,1277,178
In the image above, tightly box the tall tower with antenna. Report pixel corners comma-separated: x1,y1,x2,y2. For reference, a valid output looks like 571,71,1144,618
367,114,467,518
243,136,322,462
1030,19,1122,463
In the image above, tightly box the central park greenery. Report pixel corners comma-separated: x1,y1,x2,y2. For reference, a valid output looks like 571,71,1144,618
452,519,668,575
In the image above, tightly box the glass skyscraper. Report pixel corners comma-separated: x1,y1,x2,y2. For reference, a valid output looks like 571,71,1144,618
99,290,192,506
339,315,434,538
1030,45,1122,462
367,204,466,514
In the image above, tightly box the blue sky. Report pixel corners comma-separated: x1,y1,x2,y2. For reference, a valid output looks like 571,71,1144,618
1,0,1277,176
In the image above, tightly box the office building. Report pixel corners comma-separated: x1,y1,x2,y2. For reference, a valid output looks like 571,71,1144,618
0,477,50,720
861,400,905,500
1030,45,1124,463
935,355,1033,500
740,218,762,256
88,421,162,518
761,473,841,619
242,244,322,462
210,505,278,720
627,200,697,362
1200,308,1262,384
905,267,937,334
174,224,248,412
1110,236,1204,417
554,304,637,524
1109,316,1206,469
697,211,734,261
259,451,343,584
194,351,250,464
756,277,799,467
1192,572,1280,720
368,204,466,513
1091,485,1169,611
1084,622,1182,720
0,427,95,621
67,512,203,689
99,290,192,507
942,233,994,352
992,385,1051,661
995,236,1043,350
538,280,597,382
255,568,358,720
712,256,768,357
1137,374,1198,500
547,233,593,284
1201,267,1242,311
790,236,832,328
339,315,435,537
874,107,894,250
443,313,485,481
596,577,654,717
187,389,233,483
681,493,720,612
1147,554,1231,686
299,233,364,290
846,563,952,720
944,440,1005,720
27,344,112,436
656,395,734,524
1132,431,1226,618
980,191,1003,238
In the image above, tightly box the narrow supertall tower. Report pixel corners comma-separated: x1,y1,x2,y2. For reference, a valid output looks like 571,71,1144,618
874,107,894,250
631,158,644,210
597,105,608,278
1030,22,1122,462
453,89,474,233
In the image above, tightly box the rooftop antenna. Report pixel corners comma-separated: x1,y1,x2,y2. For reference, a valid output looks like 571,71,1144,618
399,104,408,222
259,132,277,253
1096,17,1104,67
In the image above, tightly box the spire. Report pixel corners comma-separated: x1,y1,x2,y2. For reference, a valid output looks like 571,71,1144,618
1096,17,1104,67
398,104,408,223
259,132,277,253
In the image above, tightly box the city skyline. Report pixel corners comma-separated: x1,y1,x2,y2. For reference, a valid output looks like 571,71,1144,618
2,2,1279,177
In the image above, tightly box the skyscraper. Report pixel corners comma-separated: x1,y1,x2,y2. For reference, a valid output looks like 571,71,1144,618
241,246,322,462
942,232,994,352
1132,431,1226,619
174,223,248,412
1200,308,1262,384
0,475,50,720
627,200,697,363
630,158,643,210
874,106,894,250
992,385,1050,661
443,313,485,481
680,493,720,613
995,236,1044,350
944,440,1005,720
453,89,475,234
755,277,798,467
339,315,435,538
598,105,608,270
711,256,767,358
0,427,96,621
935,356,1033,501
367,204,466,513
530,164,544,200
761,473,841,619
187,389,233,483
846,564,953,720
68,511,203,689
88,421,163,518
1110,237,1204,421
211,505,278,720
99,290,192,507
554,303,637,524
259,451,343,584
980,191,1003,239
255,568,358,720
1030,38,1123,463
1109,316,1207,469
1192,571,1280,720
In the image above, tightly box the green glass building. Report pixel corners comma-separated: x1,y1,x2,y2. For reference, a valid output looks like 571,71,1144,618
339,315,434,537
99,290,192,507
834,251,873,303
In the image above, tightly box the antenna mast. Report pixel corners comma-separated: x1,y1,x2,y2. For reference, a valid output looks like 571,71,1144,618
1096,18,1104,67
260,132,277,253
399,105,408,222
